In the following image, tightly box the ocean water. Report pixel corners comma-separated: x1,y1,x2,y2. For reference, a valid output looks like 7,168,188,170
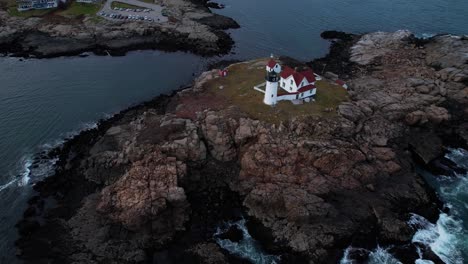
1,0,468,263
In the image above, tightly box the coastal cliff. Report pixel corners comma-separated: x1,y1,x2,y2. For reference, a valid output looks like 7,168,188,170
0,0,239,58
16,31,468,263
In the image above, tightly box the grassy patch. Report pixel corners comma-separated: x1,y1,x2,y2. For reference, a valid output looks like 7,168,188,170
202,59,349,123
58,1,102,16
138,0,153,3
111,1,143,9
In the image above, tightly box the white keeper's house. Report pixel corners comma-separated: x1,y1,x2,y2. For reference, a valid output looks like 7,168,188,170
254,56,322,105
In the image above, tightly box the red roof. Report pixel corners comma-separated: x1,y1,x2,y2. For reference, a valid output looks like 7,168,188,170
297,84,316,93
280,66,316,86
280,66,295,79
335,79,346,86
278,84,316,95
267,59,278,68
301,70,316,82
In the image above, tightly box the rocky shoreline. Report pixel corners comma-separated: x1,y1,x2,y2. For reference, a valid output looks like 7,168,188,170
0,0,239,58
16,30,468,263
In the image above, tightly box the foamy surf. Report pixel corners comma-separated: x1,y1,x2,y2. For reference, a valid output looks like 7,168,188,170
0,155,32,192
409,213,463,264
339,246,401,264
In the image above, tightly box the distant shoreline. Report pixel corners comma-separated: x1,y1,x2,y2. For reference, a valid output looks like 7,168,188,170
0,0,239,59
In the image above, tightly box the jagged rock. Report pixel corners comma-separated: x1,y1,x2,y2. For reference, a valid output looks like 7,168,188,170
199,110,238,161
97,150,189,232
350,30,412,65
405,110,427,126
425,105,450,124
338,102,365,122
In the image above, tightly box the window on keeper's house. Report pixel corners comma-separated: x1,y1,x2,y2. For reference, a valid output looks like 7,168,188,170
271,94,274,97
290,80,293,85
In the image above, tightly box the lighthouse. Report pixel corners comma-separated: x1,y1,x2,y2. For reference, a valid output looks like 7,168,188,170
264,56,282,105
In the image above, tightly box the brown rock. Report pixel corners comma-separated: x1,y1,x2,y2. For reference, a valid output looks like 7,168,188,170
97,150,189,231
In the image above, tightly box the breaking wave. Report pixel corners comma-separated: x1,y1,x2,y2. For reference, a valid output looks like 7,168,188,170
214,218,280,264
409,213,463,264
339,246,402,264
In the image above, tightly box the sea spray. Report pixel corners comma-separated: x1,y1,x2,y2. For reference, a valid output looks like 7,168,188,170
214,218,280,264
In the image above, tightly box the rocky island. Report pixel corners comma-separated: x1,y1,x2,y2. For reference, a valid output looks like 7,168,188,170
0,0,239,58
15,30,468,263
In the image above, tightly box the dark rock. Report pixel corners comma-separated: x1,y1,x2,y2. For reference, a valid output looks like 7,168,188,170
409,130,444,164
428,156,467,176
347,248,370,263
206,2,225,9
388,244,419,263
413,242,445,264
217,224,244,243
196,14,240,30
15,219,40,236
321,30,355,41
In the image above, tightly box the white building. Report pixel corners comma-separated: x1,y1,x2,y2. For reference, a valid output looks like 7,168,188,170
17,0,58,11
254,57,322,106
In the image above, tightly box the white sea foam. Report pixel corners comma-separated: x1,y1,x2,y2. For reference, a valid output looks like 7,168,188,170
339,246,401,264
409,213,464,264
0,155,32,192
367,246,402,264
214,218,280,264
445,148,468,170
339,246,354,264
415,33,436,39
17,156,32,187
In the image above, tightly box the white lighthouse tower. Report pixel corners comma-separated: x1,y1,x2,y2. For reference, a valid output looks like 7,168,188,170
264,56,282,105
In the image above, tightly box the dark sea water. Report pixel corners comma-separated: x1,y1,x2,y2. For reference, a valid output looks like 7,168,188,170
1,0,468,263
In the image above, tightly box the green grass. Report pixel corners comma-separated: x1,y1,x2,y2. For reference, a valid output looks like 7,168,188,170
138,0,153,3
202,58,349,123
58,1,102,16
111,1,143,9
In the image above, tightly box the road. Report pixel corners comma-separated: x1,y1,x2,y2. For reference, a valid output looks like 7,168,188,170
100,0,168,23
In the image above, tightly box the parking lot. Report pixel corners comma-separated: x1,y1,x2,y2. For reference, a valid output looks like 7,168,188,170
99,0,168,23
